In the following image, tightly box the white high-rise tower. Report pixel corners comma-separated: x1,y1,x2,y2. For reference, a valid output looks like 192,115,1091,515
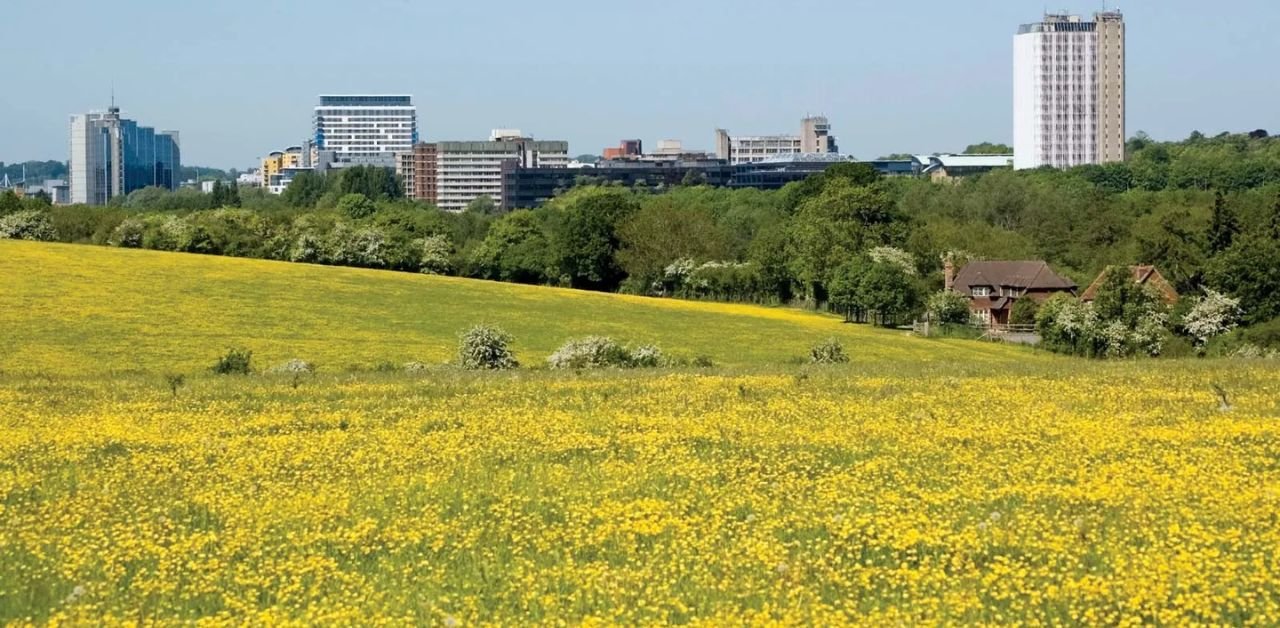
1014,11,1125,170
313,95,417,168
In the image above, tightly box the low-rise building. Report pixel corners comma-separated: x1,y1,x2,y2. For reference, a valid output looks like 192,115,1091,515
947,260,1078,327
267,166,312,195
1080,265,1179,305
917,154,1015,182
500,155,918,211
728,154,917,189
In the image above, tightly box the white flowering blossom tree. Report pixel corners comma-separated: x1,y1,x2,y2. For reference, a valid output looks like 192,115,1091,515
869,246,916,276
1184,289,1242,348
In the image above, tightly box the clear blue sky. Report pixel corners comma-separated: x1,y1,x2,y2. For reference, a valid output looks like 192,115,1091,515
2,0,1275,169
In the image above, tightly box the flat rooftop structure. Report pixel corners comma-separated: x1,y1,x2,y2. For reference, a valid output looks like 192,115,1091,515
317,95,413,106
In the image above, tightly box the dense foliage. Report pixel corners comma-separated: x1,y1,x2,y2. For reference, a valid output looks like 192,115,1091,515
8,132,1280,346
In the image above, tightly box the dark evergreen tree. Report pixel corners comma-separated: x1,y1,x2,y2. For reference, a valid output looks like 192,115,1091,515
1207,190,1239,254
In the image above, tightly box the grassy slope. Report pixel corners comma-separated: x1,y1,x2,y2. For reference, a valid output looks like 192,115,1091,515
0,241,1030,375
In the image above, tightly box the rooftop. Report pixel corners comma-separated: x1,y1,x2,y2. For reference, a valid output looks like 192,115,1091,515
756,153,856,165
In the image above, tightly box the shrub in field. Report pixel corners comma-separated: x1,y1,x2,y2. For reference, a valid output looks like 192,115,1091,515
809,339,850,364
690,354,716,368
402,361,431,373
108,217,147,248
628,345,664,368
163,373,185,398
0,210,57,241
269,359,315,375
1230,344,1278,359
457,325,518,370
547,336,633,369
211,348,253,375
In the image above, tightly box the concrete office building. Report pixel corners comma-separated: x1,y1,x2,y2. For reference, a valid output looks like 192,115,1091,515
435,129,569,211
715,116,837,165
314,95,417,168
1014,11,1125,169
69,106,180,205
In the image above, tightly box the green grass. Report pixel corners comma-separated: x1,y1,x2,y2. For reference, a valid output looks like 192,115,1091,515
0,240,1030,375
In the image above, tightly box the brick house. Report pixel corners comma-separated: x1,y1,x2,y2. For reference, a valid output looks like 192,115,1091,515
946,260,1078,326
1080,265,1179,305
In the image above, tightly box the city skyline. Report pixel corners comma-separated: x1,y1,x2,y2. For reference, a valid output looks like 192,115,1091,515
2,0,1278,168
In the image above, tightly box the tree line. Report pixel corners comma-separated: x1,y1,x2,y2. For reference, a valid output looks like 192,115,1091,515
3,131,1279,352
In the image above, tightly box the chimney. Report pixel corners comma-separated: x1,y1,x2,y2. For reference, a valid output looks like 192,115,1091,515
944,257,955,292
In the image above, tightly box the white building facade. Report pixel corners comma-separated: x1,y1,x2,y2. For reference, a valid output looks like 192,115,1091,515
313,95,417,168
435,130,569,212
1014,12,1125,170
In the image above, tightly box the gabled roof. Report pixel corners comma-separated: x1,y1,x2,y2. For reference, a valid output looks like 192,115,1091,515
952,261,1077,294
1080,265,1180,303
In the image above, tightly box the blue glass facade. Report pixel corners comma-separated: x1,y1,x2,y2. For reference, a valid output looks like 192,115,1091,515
117,121,180,193
154,133,180,191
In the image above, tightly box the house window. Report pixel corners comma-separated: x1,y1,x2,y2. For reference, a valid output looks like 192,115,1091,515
972,287,991,297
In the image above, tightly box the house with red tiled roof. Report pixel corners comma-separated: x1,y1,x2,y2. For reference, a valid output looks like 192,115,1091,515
945,260,1078,326
1080,265,1179,305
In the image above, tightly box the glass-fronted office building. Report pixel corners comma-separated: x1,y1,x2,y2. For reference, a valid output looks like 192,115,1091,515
68,107,181,205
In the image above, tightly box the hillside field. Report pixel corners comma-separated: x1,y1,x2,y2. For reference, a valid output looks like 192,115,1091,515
2,240,1279,624
0,240,1025,376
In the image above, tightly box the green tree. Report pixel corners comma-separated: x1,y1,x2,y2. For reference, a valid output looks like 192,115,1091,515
1269,190,1280,239
1009,298,1040,326
1133,208,1206,293
338,193,377,219
337,166,402,201
1207,235,1280,325
468,210,552,284
0,190,21,216
857,261,919,327
824,162,882,188
963,142,1013,155
785,180,904,302
827,257,870,322
281,171,329,208
209,180,227,207
617,198,728,285
680,169,708,187
465,195,499,216
1207,191,1239,254
549,188,638,290
1092,266,1162,328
